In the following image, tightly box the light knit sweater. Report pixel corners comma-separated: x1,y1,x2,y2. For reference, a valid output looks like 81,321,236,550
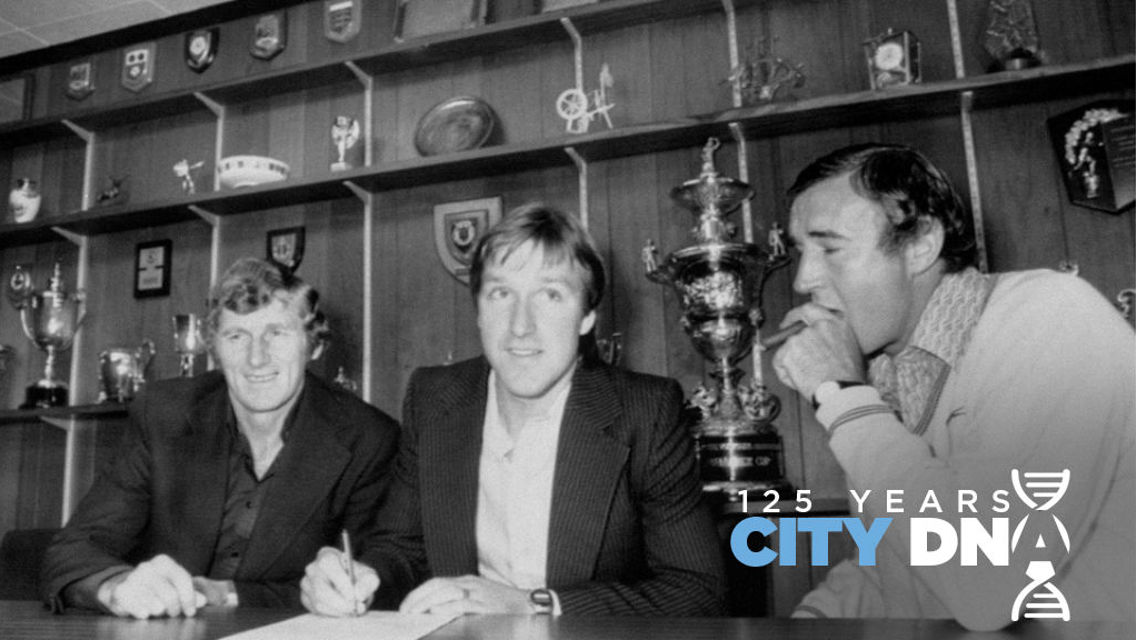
797,270,1135,631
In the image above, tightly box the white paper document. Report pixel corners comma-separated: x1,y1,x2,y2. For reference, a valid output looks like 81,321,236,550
220,611,459,640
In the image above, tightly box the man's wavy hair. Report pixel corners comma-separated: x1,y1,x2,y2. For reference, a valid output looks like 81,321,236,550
469,203,606,313
788,143,978,273
206,257,330,354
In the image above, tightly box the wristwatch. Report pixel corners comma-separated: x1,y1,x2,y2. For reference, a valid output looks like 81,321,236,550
812,380,865,410
529,588,554,615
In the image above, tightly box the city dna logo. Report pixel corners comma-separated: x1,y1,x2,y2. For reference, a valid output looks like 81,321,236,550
1010,469,1071,622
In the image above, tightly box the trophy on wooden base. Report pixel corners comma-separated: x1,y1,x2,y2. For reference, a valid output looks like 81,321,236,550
644,138,792,502
6,263,86,409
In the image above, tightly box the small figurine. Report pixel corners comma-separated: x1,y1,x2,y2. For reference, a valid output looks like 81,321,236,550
690,383,719,422
331,115,361,171
556,63,615,134
96,176,128,206
767,221,787,258
173,159,204,194
641,239,659,275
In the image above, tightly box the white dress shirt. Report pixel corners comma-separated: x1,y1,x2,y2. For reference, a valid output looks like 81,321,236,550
476,371,568,591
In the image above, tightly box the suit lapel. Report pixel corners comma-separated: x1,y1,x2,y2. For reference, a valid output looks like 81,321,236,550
240,376,351,577
546,364,629,585
421,361,487,576
174,385,231,574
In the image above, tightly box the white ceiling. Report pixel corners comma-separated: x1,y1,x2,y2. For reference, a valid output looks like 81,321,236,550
0,0,232,61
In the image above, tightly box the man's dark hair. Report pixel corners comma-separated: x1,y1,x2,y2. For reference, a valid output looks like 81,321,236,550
469,202,606,312
788,143,977,272
206,257,329,353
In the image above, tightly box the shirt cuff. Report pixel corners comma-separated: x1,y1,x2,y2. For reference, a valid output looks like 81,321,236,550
550,588,563,616
814,385,894,437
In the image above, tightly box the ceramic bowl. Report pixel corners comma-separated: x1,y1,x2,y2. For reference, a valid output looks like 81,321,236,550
217,155,290,189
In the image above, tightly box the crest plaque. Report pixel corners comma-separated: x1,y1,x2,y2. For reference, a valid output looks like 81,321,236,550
121,42,156,93
66,61,95,101
251,13,287,60
325,0,362,43
267,227,306,276
434,197,502,284
185,28,219,73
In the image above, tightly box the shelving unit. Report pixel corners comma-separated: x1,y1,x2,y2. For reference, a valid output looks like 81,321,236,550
2,53,1130,249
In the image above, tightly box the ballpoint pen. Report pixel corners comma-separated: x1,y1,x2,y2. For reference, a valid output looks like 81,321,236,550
340,529,361,617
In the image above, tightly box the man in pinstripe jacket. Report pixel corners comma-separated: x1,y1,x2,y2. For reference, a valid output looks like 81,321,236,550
301,203,726,617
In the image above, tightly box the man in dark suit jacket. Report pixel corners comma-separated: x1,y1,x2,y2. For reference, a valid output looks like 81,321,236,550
42,258,399,618
301,204,725,617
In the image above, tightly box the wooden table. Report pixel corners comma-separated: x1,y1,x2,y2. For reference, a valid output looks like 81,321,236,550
0,600,1127,639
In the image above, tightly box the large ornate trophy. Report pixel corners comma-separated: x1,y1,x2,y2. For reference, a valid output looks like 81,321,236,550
6,263,86,409
644,138,791,498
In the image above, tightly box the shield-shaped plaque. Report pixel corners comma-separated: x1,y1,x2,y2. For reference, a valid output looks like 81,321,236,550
267,227,306,276
66,61,94,101
185,28,218,73
325,0,362,43
121,42,155,93
434,197,502,284
251,12,287,60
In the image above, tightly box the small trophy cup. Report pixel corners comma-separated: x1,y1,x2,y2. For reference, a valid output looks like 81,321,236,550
644,138,792,501
98,340,154,403
173,313,207,377
6,263,86,409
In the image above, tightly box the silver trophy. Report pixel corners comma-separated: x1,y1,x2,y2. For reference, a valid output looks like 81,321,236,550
98,340,154,403
644,138,791,497
6,263,86,409
173,313,207,377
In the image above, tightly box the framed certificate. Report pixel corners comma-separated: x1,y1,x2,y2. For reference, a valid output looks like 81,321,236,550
134,240,172,298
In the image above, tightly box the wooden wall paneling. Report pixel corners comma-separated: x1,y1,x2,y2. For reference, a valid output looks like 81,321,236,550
594,154,664,375
51,136,87,217
971,103,1071,274
1100,0,1136,55
370,192,403,414
299,197,366,383
1030,0,1110,64
481,46,557,144
490,0,533,24
16,423,65,528
392,184,461,403
0,424,24,533
267,92,310,181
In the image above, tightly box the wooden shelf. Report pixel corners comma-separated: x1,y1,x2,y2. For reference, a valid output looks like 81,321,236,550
0,403,127,426
1,54,1127,248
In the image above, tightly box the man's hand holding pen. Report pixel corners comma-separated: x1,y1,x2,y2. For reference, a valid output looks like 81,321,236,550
300,543,379,617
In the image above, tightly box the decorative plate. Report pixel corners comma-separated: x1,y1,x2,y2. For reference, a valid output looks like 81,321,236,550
218,155,290,189
414,96,498,157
